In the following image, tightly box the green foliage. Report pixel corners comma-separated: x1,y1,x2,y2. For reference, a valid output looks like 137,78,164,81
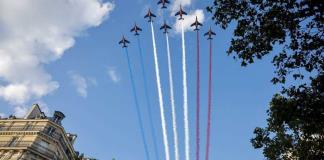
207,0,323,84
207,0,323,159
251,76,324,159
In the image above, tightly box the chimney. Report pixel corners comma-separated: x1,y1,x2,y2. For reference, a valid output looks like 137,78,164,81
53,111,65,125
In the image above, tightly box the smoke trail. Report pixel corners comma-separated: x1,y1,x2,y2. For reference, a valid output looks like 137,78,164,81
196,30,201,160
124,48,150,160
166,33,180,160
181,20,190,160
205,39,213,160
136,36,160,160
150,22,170,160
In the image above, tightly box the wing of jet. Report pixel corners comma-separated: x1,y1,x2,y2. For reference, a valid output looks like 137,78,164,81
157,0,170,5
160,25,164,30
175,11,181,16
160,25,171,30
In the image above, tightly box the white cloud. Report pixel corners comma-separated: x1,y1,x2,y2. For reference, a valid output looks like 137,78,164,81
14,106,29,118
0,112,5,118
69,72,87,98
174,9,205,33
69,71,97,98
170,0,192,15
107,67,121,83
87,77,98,86
0,0,114,105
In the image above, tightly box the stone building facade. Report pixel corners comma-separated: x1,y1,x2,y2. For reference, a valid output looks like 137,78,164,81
0,104,94,160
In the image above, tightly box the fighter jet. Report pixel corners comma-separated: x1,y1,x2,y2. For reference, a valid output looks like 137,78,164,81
157,0,170,9
119,36,130,48
130,23,142,36
191,16,203,31
160,21,172,34
144,9,156,22
175,5,187,20
204,27,216,40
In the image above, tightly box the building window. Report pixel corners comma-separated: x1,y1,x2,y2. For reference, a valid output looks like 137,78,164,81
46,127,56,137
39,140,49,148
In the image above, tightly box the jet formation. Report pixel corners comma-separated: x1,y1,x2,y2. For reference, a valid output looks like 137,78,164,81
118,2,216,160
119,2,215,47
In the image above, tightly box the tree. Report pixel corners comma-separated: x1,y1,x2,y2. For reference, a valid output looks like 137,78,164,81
207,0,324,159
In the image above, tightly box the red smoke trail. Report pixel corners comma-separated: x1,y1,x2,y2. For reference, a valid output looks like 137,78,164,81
196,30,200,160
205,39,213,160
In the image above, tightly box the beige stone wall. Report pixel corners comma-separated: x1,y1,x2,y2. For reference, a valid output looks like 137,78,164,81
0,119,77,160
0,150,24,160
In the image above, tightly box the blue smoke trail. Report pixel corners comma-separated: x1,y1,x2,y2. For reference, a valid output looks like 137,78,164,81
125,48,150,160
136,36,160,160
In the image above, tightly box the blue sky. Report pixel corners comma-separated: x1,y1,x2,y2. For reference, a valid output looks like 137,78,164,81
0,0,282,159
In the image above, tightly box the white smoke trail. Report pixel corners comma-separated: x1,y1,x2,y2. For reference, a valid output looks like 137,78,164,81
166,33,180,160
181,20,190,160
150,22,170,160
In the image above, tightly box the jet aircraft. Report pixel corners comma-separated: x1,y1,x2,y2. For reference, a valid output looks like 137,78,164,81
175,5,187,20
144,9,156,22
160,21,172,34
130,23,142,36
157,0,170,9
119,36,130,48
204,27,216,40
191,16,203,31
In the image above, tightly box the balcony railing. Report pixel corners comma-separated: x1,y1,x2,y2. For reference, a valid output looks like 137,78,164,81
0,126,61,138
0,141,31,147
0,141,56,159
